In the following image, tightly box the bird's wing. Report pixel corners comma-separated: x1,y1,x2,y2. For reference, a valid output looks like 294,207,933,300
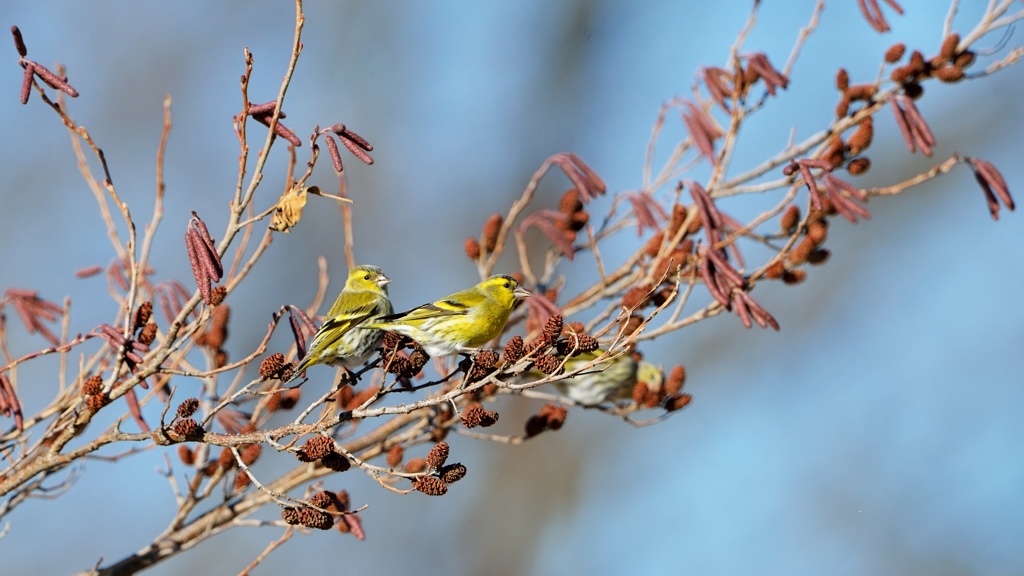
305,296,384,353
319,300,383,335
377,298,469,323
324,289,382,320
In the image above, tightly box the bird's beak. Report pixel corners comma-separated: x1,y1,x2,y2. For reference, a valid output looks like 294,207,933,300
514,286,531,299
377,274,391,287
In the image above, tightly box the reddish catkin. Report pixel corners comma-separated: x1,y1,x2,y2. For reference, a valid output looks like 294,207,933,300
217,447,236,470
177,445,195,466
786,236,817,266
524,415,548,438
908,50,927,72
11,25,27,58
764,261,786,279
19,66,31,104
835,68,850,91
405,458,428,473
233,472,252,492
464,237,481,260
620,314,643,338
481,214,503,253
562,321,586,336
885,43,906,63
939,33,960,61
847,158,871,176
934,65,964,83
845,84,876,102
213,349,228,369
824,137,846,168
346,386,379,410
954,51,975,69
664,365,686,396
642,231,667,258
559,188,583,215
806,220,829,245
324,134,344,172
276,387,299,409
74,265,103,278
205,305,230,350
621,285,652,310
632,381,653,406
240,443,262,466
665,393,693,412
783,268,808,285
847,117,874,156
339,132,374,164
780,205,801,235
386,445,404,468
902,82,924,100
835,97,851,119
890,64,915,84
539,403,568,430
565,209,589,232
807,248,831,265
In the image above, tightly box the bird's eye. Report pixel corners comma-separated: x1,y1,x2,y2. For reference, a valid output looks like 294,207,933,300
503,282,510,288
364,274,371,281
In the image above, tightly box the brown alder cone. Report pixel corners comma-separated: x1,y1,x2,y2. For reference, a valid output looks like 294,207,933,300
176,398,199,419
81,375,103,396
440,463,468,484
413,476,448,496
172,418,204,440
426,442,450,469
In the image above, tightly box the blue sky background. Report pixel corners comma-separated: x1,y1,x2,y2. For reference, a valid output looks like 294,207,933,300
1,1,1022,575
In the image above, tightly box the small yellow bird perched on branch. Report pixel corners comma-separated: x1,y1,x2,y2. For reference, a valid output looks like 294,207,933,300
552,351,663,406
366,274,530,357
288,265,393,383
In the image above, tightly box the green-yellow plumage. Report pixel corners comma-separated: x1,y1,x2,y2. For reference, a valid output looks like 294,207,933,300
366,274,530,357
289,265,393,382
551,351,663,405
